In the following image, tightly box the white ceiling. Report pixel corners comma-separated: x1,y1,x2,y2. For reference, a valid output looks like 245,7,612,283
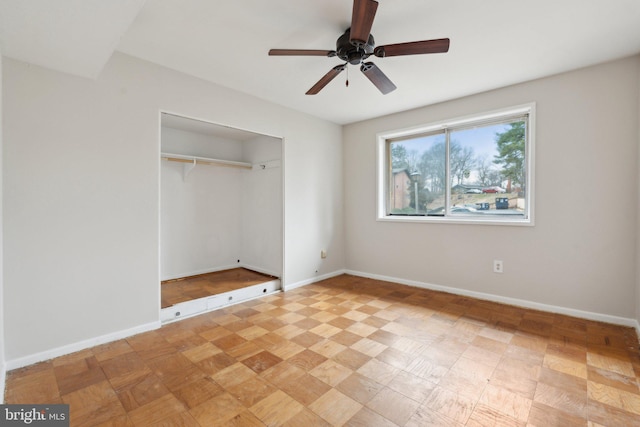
2,1,640,124
0,0,146,79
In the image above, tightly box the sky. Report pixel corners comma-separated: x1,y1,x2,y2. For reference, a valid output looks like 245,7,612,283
394,121,519,185
397,122,512,161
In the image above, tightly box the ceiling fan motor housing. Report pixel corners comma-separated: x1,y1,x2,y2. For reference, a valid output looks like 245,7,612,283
337,29,375,64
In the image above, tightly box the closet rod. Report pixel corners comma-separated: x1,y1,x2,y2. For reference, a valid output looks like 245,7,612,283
161,153,252,170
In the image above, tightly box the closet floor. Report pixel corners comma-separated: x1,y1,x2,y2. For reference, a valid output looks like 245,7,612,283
161,268,278,309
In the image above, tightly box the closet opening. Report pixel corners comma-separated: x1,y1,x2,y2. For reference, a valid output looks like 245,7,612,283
159,112,284,323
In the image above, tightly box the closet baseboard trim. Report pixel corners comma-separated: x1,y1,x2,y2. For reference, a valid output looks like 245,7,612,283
240,263,280,278
285,269,346,291
5,321,161,371
345,269,639,329
161,264,280,282
161,265,240,282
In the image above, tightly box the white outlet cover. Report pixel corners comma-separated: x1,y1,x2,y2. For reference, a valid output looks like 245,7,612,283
493,260,503,273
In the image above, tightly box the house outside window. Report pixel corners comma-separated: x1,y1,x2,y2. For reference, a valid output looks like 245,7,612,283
377,104,535,225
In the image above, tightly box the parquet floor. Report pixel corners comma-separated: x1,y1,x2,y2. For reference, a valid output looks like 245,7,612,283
6,274,640,426
161,268,278,308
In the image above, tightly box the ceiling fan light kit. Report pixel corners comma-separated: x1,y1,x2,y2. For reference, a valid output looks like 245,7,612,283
268,0,450,95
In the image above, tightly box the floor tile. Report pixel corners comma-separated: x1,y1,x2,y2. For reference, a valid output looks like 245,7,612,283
5,366,60,404
336,372,385,405
422,386,475,424
308,359,352,386
287,348,327,371
309,338,347,358
345,407,398,427
466,403,526,427
127,393,187,426
115,373,170,412
225,376,276,407
526,402,587,427
587,364,639,394
533,381,587,418
587,398,640,426
93,340,135,363
181,342,222,363
241,350,283,374
172,377,224,409
189,392,245,426
147,353,206,392
587,380,640,415
543,353,588,379
332,347,372,371
309,388,363,426
405,403,464,427
386,370,436,403
406,355,448,383
366,387,421,425
281,408,331,427
195,352,236,375
249,390,304,426
478,383,532,422
211,362,257,388
279,372,332,406
62,381,127,426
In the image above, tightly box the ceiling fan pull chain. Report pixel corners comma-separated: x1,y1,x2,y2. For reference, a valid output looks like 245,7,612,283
346,65,349,87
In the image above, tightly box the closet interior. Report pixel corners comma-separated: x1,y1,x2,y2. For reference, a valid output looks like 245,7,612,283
160,113,283,323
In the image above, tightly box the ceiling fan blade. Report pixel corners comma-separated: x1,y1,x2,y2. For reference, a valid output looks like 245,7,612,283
360,62,396,94
306,64,346,95
350,0,378,47
269,49,336,57
374,38,450,57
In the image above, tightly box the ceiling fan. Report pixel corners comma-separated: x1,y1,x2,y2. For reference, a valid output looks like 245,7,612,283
268,0,450,95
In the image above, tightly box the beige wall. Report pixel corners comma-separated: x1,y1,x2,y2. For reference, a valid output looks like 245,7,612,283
344,56,640,321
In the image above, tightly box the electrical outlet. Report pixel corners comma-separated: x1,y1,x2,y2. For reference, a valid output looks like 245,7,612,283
493,260,504,274
321,250,327,259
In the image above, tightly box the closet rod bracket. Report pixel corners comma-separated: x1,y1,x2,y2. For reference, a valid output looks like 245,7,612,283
183,158,197,180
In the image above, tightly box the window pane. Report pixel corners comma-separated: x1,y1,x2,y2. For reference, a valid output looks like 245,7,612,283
449,120,526,217
389,133,445,215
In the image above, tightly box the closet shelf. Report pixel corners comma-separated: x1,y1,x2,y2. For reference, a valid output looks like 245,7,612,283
161,152,252,170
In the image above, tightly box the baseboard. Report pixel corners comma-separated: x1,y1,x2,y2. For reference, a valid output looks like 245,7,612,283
239,263,280,278
5,321,161,371
162,264,281,282
346,270,639,328
161,264,240,282
635,319,640,342
285,269,347,291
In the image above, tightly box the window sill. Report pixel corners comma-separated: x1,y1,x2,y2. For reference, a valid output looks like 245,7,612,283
377,214,534,226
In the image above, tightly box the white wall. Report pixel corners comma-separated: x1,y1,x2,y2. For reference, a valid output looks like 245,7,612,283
241,136,283,276
2,53,343,364
0,51,6,401
161,127,244,279
344,56,640,321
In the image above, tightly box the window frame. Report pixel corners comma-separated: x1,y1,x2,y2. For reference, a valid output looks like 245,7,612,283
376,103,535,226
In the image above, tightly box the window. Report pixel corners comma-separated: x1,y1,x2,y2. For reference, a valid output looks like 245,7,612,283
377,104,534,225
